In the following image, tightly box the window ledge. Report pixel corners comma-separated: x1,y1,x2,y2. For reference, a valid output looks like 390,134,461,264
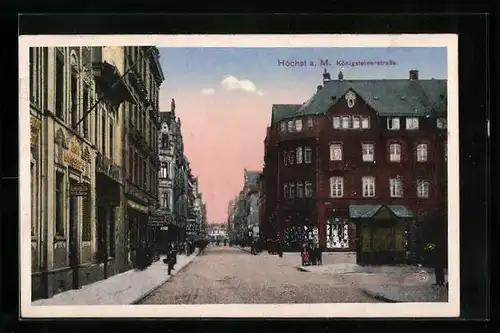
53,235,67,243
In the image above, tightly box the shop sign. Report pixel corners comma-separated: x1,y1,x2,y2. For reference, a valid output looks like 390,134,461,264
149,216,165,227
70,182,90,196
64,138,85,171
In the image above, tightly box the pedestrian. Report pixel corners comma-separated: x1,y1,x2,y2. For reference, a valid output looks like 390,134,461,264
433,243,446,286
301,246,310,266
166,244,175,275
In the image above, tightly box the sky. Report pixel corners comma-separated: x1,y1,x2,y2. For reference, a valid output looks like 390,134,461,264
157,47,447,223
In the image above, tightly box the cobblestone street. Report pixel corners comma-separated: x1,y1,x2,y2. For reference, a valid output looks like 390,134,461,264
139,246,378,304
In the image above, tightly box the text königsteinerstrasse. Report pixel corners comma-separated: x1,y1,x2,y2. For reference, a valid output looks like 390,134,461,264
277,59,398,67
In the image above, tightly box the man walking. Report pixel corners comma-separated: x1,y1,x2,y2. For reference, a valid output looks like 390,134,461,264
433,243,446,286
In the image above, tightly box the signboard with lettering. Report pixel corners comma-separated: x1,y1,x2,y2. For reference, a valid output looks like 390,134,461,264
148,216,166,227
70,182,90,196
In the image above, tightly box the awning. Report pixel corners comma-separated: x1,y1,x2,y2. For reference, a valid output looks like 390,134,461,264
348,204,414,219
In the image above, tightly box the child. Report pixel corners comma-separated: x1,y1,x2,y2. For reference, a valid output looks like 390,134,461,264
301,247,310,266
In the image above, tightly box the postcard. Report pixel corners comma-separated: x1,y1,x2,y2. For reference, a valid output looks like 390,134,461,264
19,34,459,318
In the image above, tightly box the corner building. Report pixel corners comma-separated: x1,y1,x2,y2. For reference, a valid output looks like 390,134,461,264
261,70,447,254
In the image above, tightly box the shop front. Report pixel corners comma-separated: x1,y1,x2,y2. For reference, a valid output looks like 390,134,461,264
351,204,414,266
280,204,318,252
95,152,123,279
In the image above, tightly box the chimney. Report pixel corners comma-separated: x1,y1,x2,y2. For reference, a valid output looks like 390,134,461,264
316,85,323,93
409,70,419,80
322,68,331,85
338,71,344,80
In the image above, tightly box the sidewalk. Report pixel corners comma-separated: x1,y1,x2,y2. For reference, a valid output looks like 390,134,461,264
298,263,449,303
32,250,199,306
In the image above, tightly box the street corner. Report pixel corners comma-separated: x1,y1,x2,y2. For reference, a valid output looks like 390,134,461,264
361,287,398,303
296,266,310,272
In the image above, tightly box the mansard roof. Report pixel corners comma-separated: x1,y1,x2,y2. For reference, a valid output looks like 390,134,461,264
272,78,447,124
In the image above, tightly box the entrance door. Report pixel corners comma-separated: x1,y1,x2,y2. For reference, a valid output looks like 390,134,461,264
68,191,79,289
97,206,108,278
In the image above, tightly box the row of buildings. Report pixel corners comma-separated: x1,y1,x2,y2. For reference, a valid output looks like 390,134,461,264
227,169,262,242
257,69,448,262
29,46,207,301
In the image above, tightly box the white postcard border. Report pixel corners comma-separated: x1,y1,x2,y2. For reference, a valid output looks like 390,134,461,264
19,34,460,318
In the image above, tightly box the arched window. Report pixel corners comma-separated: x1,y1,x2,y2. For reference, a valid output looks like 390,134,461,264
161,134,169,149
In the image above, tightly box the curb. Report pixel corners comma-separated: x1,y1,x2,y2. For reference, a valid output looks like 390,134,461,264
361,289,398,303
131,250,200,305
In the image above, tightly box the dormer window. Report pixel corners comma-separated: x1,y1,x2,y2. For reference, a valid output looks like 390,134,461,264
341,116,349,129
280,122,286,132
437,118,447,129
352,116,360,129
287,120,294,132
307,117,314,129
406,117,419,130
387,117,400,130
295,119,303,132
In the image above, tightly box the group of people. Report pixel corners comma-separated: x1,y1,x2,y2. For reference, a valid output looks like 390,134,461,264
301,243,323,266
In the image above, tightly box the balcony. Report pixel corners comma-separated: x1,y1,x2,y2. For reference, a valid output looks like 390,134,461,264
128,70,149,106
96,152,123,184
92,61,135,107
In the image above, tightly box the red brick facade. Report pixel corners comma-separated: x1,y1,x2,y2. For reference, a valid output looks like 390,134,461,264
260,71,447,251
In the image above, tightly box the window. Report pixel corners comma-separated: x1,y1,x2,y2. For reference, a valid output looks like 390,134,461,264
29,48,35,103
361,116,370,129
296,147,303,164
283,183,289,199
437,118,447,129
304,147,312,164
109,122,114,161
55,172,64,236
290,183,296,198
406,117,419,130
31,162,36,236
288,150,295,165
129,148,133,176
307,117,314,129
341,116,350,129
287,121,294,132
333,116,340,129
389,143,401,162
329,143,342,161
362,143,374,162
280,122,286,132
417,179,430,198
283,151,288,166
329,177,343,198
297,181,304,197
83,85,89,138
416,143,428,162
161,134,169,149
352,116,360,129
162,192,170,208
362,176,375,197
387,117,400,130
305,181,313,197
101,114,106,155
295,119,303,132
389,178,403,197
55,52,64,119
71,72,78,127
